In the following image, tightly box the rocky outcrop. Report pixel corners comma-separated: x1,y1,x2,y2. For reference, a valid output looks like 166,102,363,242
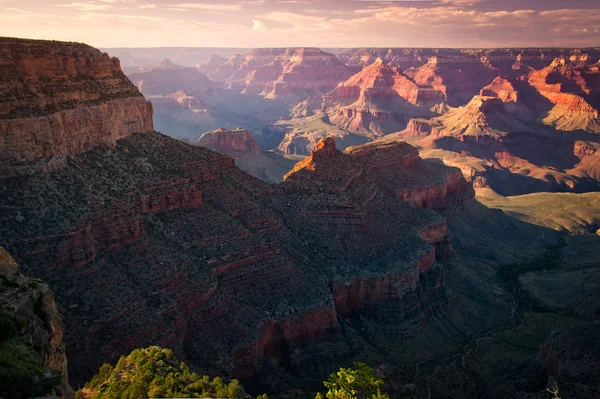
197,55,227,75
198,128,260,156
0,38,154,178
0,248,71,398
207,54,247,83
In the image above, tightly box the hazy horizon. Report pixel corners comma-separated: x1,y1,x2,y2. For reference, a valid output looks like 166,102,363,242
2,0,600,48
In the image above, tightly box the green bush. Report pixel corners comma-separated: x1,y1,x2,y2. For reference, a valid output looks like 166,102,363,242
315,362,389,399
78,346,249,399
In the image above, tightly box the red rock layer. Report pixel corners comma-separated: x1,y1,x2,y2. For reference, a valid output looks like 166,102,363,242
0,38,154,178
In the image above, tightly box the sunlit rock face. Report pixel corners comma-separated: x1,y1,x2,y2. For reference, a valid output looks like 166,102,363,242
0,37,154,178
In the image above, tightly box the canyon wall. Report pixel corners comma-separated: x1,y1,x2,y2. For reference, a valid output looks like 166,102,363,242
0,37,154,178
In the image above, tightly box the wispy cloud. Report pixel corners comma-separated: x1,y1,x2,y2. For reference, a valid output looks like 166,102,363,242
171,3,242,11
55,2,112,11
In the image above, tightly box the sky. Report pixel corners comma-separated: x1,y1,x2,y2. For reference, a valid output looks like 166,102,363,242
1,0,600,48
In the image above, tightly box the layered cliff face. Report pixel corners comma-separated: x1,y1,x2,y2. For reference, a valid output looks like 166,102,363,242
276,59,446,154
207,54,247,83
0,41,475,393
196,128,301,183
0,37,154,178
338,48,600,76
0,248,71,399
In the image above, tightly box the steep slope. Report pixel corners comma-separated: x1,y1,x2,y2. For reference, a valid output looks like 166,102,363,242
0,37,154,178
207,54,247,83
125,57,291,142
0,248,71,399
197,55,228,75
338,48,600,77
4,38,600,399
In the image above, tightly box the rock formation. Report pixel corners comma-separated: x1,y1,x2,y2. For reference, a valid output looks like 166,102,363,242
207,54,247,83
198,128,260,156
0,40,478,395
407,55,499,107
4,38,600,399
0,247,71,398
225,48,352,103
276,59,446,154
388,94,600,194
526,58,600,133
128,58,214,96
197,55,228,75
0,37,154,178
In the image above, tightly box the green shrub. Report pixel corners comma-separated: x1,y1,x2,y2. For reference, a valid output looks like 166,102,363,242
315,362,389,399
78,346,249,399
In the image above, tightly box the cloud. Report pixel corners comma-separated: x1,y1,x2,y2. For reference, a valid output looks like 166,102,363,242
55,2,112,11
253,18,267,31
171,3,241,11
138,4,155,9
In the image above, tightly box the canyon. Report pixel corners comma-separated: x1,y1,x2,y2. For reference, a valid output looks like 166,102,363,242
1,38,599,399
114,46,600,196
0,38,474,396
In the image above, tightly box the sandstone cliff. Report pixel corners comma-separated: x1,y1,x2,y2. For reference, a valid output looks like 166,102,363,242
0,37,154,178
